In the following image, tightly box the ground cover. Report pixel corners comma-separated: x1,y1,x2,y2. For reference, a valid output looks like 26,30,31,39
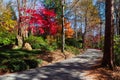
0,47,81,75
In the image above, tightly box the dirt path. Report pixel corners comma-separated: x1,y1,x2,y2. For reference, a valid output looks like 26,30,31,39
0,49,103,80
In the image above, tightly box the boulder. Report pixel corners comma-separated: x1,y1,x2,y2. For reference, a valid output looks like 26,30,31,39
12,45,19,49
23,43,32,51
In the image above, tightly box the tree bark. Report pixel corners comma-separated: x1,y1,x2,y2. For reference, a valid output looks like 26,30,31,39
74,9,78,40
61,0,66,59
102,0,115,70
82,16,87,49
16,0,24,48
17,0,21,36
61,0,65,53
119,18,120,35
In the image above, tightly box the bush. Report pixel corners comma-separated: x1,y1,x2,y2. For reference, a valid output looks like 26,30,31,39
24,59,39,69
8,59,27,72
114,35,120,66
50,42,58,49
0,53,10,60
10,53,25,59
47,42,58,51
0,65,8,73
65,38,82,48
0,32,16,45
25,35,57,52
25,35,47,49
65,46,80,55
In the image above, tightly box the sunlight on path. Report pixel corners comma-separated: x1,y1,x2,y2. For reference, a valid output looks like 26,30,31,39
0,49,103,80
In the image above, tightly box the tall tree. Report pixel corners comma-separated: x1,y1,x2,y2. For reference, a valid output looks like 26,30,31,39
74,8,78,40
61,0,65,54
44,0,62,19
44,0,65,53
11,0,38,47
74,0,100,49
114,0,120,35
0,1,16,32
95,0,105,49
102,0,115,70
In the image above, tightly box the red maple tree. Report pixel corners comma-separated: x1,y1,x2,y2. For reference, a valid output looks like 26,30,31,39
20,7,58,36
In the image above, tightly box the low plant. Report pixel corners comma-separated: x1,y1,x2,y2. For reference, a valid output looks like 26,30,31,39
0,65,8,73
114,35,120,66
0,32,16,46
65,38,82,48
25,35,58,52
0,49,43,73
47,42,58,51
25,35,47,49
65,45,80,55
24,59,42,69
8,59,28,72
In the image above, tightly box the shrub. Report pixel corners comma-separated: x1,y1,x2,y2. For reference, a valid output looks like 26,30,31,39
65,38,82,48
50,42,58,49
47,42,58,51
0,53,10,60
0,32,16,45
24,59,39,69
114,35,120,66
65,46,80,55
0,65,8,73
8,59,27,72
25,35,57,52
10,53,25,59
25,35,47,49
96,36,104,50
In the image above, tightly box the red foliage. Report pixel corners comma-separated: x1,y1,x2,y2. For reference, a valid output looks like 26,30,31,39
20,7,57,35
42,8,56,17
39,28,44,34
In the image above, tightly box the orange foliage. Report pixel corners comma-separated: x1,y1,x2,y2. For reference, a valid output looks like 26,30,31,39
57,21,74,38
64,22,71,29
65,28,74,38
57,25,62,33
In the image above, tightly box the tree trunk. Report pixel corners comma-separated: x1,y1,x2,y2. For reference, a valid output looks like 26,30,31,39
119,18,120,35
102,0,115,70
82,16,87,49
74,9,78,40
61,0,65,53
16,35,23,47
115,11,120,35
16,0,23,48
100,22,102,49
17,0,21,36
61,0,66,59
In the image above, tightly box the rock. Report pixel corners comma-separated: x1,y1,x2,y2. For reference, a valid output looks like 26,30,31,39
23,43,32,51
12,45,19,49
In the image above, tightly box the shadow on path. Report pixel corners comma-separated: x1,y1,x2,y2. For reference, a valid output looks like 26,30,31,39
0,49,103,80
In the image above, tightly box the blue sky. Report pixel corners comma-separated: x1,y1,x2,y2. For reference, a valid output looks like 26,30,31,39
3,0,10,3
4,0,97,4
93,0,97,5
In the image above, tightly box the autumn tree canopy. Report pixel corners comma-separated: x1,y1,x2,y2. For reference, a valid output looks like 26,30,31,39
0,1,16,32
20,8,58,36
